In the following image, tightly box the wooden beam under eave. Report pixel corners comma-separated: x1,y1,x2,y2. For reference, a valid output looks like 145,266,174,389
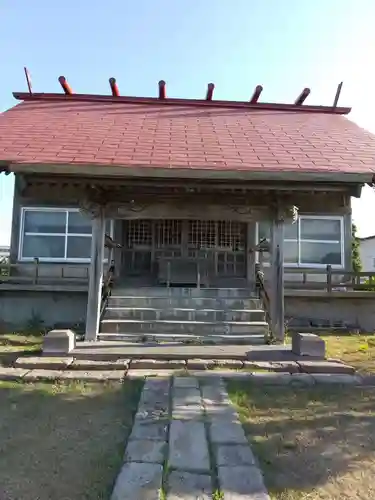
10,163,371,184
22,174,360,193
349,184,363,198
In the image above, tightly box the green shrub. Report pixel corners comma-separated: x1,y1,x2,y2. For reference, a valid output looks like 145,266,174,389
361,278,375,291
25,311,46,336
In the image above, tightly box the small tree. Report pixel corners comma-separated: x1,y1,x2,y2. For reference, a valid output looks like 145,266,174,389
352,223,362,272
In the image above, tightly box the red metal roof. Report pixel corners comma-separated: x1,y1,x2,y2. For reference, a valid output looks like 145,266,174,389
1,94,375,176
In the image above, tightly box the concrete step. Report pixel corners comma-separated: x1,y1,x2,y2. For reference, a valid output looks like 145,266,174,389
107,296,261,310
111,287,256,298
100,319,269,335
103,307,266,322
97,332,265,345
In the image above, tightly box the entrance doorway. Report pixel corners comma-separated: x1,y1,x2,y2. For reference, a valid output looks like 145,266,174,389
121,219,247,283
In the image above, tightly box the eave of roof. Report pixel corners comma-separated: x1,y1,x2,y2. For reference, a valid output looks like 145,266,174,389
359,234,375,241
6,161,374,185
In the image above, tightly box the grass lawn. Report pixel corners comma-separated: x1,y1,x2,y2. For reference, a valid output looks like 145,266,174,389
321,333,375,374
0,379,143,500
228,381,375,500
0,333,42,366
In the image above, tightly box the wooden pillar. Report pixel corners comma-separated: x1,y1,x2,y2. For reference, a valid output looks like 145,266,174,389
85,209,105,341
246,221,256,289
270,215,285,343
343,211,352,271
113,219,122,279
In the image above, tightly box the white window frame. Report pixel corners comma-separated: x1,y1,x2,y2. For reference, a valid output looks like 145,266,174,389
18,207,113,263
256,215,345,269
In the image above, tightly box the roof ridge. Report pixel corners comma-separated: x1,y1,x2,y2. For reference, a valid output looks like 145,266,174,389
12,92,351,115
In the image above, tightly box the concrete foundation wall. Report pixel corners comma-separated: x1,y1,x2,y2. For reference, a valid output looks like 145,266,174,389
0,290,88,331
285,294,375,332
1,287,375,334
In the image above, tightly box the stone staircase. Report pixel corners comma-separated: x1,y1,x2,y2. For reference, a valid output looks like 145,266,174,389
98,287,269,344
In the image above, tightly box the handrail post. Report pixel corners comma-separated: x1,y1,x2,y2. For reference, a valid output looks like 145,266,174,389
255,260,273,340
259,251,264,271
34,257,39,284
255,262,261,296
326,264,332,292
197,261,201,290
99,259,116,320
109,260,115,292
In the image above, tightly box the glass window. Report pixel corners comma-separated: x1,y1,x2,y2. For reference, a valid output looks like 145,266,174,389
24,211,66,234
257,216,343,268
67,236,92,259
20,208,113,262
300,242,342,265
284,241,298,264
300,219,341,241
258,222,270,241
284,222,298,240
67,211,92,234
23,235,65,259
258,221,298,241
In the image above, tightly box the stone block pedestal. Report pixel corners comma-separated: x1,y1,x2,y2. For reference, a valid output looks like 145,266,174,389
43,329,76,355
292,332,325,358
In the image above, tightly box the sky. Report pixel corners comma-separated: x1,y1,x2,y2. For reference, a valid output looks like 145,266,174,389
1,0,375,245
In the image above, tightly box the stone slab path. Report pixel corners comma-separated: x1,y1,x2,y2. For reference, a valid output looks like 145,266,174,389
111,376,270,499
1,363,372,386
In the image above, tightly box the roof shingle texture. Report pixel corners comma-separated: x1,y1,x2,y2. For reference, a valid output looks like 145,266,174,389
0,99,375,174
